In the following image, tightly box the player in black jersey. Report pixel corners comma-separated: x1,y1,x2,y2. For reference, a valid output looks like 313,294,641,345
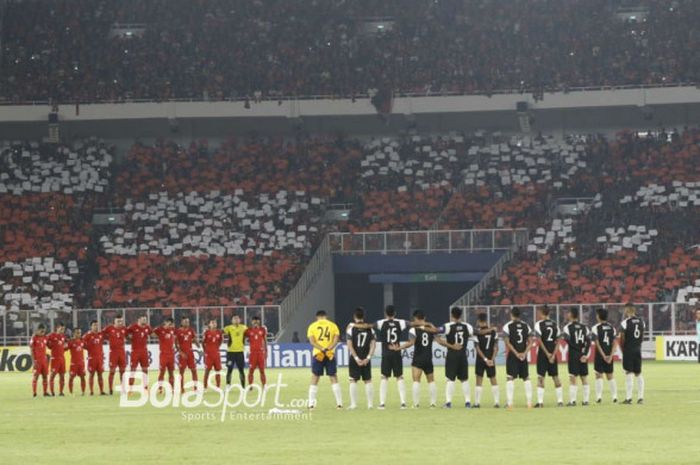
503,307,534,409
346,307,376,410
562,308,591,406
375,305,409,409
396,310,439,408
436,307,474,408
619,304,645,404
533,306,563,407
473,313,500,408
591,308,618,404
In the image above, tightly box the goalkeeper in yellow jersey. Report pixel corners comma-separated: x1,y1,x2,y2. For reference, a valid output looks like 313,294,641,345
307,310,343,409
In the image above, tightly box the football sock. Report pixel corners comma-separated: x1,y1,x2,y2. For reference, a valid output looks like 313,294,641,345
215,373,221,388
461,381,471,404
68,375,74,394
555,386,563,404
80,376,86,394
582,384,590,403
445,380,455,404
203,369,210,389
349,382,358,408
524,380,533,405
308,384,318,407
637,375,645,399
89,372,95,394
238,368,245,387
365,383,374,408
474,386,482,405
492,385,500,405
331,383,343,406
226,368,233,385
505,380,514,406
537,387,545,404
397,379,406,404
258,368,265,386
569,384,578,403
428,382,437,406
59,374,64,394
412,381,421,406
109,372,115,392
625,374,634,400
595,378,604,400
32,375,38,395
97,373,104,394
49,372,56,395
379,378,388,405
609,379,618,400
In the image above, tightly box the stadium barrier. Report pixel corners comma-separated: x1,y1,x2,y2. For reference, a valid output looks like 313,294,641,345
329,229,528,255
0,305,281,346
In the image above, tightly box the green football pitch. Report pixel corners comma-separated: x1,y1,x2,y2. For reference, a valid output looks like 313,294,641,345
1,362,698,465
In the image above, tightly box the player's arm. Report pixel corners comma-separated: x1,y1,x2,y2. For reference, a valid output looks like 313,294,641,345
327,333,340,352
421,322,440,334
435,336,462,351
397,336,415,351
346,335,359,361
352,322,375,330
367,338,376,360
308,335,326,353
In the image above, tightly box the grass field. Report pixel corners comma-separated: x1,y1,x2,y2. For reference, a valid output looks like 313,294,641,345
1,362,699,465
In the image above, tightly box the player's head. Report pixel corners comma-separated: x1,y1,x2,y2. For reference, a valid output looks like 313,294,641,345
353,307,365,323
568,308,579,322
36,323,46,336
696,308,700,321
90,320,98,332
72,327,82,339
232,314,241,325
537,305,550,319
624,303,636,317
137,315,147,326
315,310,327,320
384,305,396,318
114,316,124,327
163,317,174,328
450,307,462,321
476,312,488,328
510,307,521,321
251,315,261,327
180,317,190,327
208,319,218,329
412,310,425,323
55,322,65,334
596,308,608,323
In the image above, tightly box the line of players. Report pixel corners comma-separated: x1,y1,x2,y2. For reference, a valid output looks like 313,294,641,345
28,314,268,397
306,303,646,409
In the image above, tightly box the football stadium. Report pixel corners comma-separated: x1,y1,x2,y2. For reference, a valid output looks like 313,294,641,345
1,1,700,464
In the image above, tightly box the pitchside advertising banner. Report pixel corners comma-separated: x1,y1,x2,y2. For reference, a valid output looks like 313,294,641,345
655,336,699,361
1,341,643,372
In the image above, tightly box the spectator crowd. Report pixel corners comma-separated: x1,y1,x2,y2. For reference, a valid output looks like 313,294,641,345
2,0,700,103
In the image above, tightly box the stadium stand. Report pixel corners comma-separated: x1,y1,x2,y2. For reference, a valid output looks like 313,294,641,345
0,140,114,338
487,129,700,306
2,0,699,103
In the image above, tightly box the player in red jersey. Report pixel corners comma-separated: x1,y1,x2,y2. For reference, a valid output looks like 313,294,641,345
102,315,128,395
30,324,49,397
83,320,106,395
46,322,67,396
202,319,223,390
127,316,152,389
245,316,268,386
154,318,176,391
66,328,86,395
175,317,199,391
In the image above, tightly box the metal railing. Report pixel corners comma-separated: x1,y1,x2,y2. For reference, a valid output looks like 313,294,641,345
277,235,332,340
451,250,514,307
456,302,698,341
0,82,695,107
329,229,529,255
0,305,280,346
